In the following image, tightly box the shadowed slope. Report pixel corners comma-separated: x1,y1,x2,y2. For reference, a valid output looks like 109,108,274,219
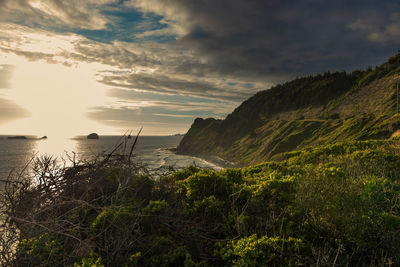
178,54,400,166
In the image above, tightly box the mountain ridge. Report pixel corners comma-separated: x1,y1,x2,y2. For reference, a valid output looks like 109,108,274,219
177,54,400,166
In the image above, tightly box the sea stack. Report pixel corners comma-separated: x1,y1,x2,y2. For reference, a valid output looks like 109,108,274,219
87,133,99,139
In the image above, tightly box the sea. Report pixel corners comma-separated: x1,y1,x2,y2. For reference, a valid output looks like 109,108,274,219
0,135,222,179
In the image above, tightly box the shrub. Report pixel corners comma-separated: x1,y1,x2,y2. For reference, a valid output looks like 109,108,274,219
215,234,304,266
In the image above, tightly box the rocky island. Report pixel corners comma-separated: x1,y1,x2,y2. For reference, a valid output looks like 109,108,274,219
87,133,99,139
7,136,27,140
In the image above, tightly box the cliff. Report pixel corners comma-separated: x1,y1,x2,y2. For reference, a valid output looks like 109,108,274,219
177,54,400,166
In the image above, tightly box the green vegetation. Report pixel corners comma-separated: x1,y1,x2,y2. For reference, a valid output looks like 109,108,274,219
2,140,400,265
178,54,400,166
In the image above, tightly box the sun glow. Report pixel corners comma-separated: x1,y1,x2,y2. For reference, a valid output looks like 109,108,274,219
0,55,114,138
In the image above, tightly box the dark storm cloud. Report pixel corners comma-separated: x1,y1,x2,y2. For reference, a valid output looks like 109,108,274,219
0,64,14,89
131,0,400,78
0,98,30,124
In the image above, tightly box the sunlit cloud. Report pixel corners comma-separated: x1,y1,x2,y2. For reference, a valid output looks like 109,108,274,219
0,0,117,30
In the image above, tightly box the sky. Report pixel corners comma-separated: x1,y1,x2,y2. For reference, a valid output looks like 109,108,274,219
0,0,399,137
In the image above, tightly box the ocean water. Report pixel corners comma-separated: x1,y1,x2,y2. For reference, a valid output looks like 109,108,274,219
0,135,221,178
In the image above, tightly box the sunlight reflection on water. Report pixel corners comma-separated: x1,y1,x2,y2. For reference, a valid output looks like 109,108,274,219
33,138,78,160
0,136,222,179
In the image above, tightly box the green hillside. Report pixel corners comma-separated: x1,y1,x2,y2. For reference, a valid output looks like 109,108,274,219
178,54,400,166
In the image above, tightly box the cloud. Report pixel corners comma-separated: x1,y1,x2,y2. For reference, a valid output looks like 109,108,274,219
0,23,265,103
0,64,14,89
86,88,235,132
99,72,253,102
2,0,400,79
2,0,400,133
86,103,225,135
348,11,400,43
128,0,400,77
0,0,119,30
70,39,269,101
0,97,30,125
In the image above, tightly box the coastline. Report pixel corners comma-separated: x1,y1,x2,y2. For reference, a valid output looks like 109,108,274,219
169,147,236,169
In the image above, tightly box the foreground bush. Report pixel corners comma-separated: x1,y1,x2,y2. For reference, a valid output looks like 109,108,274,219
1,140,400,266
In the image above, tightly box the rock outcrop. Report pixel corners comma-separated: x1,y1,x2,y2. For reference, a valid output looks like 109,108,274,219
87,133,99,139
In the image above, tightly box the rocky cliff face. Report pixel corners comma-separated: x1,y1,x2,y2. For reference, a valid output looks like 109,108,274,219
177,54,400,166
